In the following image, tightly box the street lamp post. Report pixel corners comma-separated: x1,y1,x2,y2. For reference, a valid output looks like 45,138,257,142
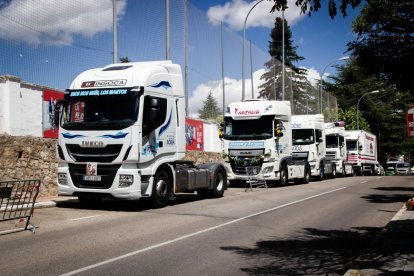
242,0,264,101
319,56,349,113
357,90,379,130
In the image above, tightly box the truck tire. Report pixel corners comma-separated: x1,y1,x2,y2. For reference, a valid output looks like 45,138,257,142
330,164,336,179
341,164,346,177
295,164,310,184
317,162,324,181
151,170,171,208
279,164,288,186
198,166,226,198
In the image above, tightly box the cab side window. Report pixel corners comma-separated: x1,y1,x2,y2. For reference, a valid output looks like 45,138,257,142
142,96,167,136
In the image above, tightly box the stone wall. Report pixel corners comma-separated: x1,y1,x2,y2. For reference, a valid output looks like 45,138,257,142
0,135,224,197
0,134,58,197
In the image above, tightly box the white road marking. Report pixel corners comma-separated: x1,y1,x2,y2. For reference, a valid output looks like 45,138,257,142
60,186,348,276
70,215,101,221
360,181,368,184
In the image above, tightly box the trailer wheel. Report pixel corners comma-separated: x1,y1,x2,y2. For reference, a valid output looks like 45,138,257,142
279,164,288,186
151,170,171,208
317,162,324,181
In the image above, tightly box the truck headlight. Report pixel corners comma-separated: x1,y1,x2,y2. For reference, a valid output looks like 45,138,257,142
119,174,134,188
58,173,68,186
262,166,274,174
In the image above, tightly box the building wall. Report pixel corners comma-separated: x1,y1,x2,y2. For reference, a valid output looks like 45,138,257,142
0,75,63,137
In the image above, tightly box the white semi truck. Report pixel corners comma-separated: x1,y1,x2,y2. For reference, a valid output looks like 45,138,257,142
345,130,378,175
221,100,311,186
291,114,336,180
55,61,226,208
325,122,354,177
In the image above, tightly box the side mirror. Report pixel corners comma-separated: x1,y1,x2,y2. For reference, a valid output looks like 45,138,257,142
318,137,323,143
218,123,224,139
358,145,363,151
54,100,64,127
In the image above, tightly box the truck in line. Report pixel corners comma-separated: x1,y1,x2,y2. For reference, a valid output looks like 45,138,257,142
345,130,378,175
221,100,311,186
291,114,336,180
325,122,354,177
55,61,226,207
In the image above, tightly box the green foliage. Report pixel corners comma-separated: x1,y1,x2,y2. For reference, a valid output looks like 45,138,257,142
338,107,370,131
270,0,362,18
119,57,130,63
198,91,221,122
347,0,414,91
258,17,308,103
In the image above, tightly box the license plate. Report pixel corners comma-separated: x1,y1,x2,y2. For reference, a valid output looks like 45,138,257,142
83,175,102,181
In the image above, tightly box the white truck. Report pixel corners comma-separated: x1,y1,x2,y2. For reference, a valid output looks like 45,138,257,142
55,61,226,208
345,130,378,175
221,100,311,186
291,114,336,180
325,122,354,177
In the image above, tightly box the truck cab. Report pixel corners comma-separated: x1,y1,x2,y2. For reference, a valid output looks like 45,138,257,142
221,100,310,186
55,61,226,207
291,114,335,180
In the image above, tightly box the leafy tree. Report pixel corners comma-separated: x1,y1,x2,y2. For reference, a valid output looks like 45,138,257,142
198,91,221,122
119,56,131,63
338,107,370,131
270,0,362,18
258,17,306,102
347,0,414,91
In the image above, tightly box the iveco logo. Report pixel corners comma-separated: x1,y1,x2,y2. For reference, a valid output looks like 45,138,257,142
81,141,105,148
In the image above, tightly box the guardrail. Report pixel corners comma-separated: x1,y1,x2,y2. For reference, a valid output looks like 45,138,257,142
0,179,40,233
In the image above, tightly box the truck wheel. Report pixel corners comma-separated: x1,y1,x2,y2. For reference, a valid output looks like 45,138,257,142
301,165,311,184
330,165,336,179
151,170,171,208
318,162,324,181
279,164,288,186
212,167,227,197
341,164,346,177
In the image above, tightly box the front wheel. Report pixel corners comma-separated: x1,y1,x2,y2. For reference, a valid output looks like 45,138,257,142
318,162,325,181
279,164,288,186
151,170,171,208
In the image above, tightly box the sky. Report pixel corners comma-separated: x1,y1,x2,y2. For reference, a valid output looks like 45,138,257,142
0,0,362,118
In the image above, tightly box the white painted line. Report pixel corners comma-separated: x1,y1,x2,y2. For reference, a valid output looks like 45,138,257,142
376,177,383,179
70,215,101,221
360,181,368,184
60,186,348,276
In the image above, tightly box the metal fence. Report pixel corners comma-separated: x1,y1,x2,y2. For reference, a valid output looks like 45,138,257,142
0,179,40,233
0,0,337,121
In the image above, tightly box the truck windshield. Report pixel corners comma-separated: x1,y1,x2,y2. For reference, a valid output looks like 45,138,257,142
326,134,339,148
292,129,314,145
223,115,273,140
61,98,139,130
346,140,357,151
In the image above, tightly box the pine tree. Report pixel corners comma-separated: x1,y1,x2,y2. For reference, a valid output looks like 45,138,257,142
198,91,221,121
259,17,313,115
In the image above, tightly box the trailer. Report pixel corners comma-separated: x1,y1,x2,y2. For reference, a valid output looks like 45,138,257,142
345,130,378,176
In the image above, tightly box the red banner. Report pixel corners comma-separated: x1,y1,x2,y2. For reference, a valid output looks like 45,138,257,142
407,106,414,138
43,89,64,138
185,118,203,151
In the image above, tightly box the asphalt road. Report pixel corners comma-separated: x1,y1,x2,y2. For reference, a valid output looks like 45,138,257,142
1,175,413,275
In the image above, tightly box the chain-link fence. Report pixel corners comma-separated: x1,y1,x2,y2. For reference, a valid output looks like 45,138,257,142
0,0,337,122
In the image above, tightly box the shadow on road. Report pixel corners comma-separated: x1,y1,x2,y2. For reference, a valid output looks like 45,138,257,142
55,194,203,212
221,227,382,275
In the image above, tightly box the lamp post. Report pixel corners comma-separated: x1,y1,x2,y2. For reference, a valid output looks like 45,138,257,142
319,56,349,113
242,0,264,101
357,90,379,130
